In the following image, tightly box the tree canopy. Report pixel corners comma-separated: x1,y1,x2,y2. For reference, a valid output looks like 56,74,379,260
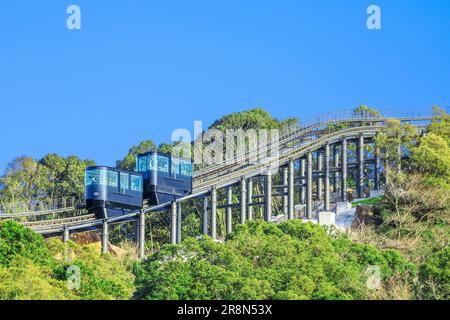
0,154,95,209
133,220,414,300
209,108,298,132
0,221,135,300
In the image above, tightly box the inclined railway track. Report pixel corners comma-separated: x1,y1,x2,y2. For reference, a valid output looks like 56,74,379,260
0,111,437,234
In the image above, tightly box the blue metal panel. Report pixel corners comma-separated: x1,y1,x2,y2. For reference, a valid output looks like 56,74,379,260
85,166,143,219
137,152,193,206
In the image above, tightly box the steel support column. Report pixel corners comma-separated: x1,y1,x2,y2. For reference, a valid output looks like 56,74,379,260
210,187,217,239
170,202,177,245
341,139,347,201
300,158,305,204
358,134,365,198
63,226,70,243
375,146,380,191
306,152,313,219
247,179,253,220
288,159,294,220
282,167,288,215
139,211,145,259
264,170,272,222
333,146,339,192
101,220,108,254
202,197,208,235
226,187,233,234
316,151,323,200
240,177,246,224
324,143,330,211
176,203,182,245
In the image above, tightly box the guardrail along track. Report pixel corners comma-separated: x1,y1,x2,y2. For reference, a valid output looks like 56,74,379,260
1,111,437,233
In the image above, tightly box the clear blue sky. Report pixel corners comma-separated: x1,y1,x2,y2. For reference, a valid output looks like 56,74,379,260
1,0,449,173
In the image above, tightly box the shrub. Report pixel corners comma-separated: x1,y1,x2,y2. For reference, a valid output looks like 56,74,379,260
133,220,414,300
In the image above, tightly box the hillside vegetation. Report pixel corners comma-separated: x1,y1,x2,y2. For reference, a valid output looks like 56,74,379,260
133,220,414,300
0,221,134,300
0,106,448,300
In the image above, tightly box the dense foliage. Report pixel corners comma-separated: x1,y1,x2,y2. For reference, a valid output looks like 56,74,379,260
0,221,134,300
133,220,414,300
357,106,450,300
0,106,448,300
209,108,298,132
0,154,94,210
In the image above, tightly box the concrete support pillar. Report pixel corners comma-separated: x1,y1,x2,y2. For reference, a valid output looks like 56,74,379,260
202,197,208,235
397,144,402,174
316,151,323,200
210,187,217,239
101,220,108,254
63,226,70,243
139,211,145,259
324,143,330,211
247,179,253,220
170,202,177,245
282,167,288,215
333,146,339,192
264,170,272,222
176,203,182,245
374,146,381,191
358,135,365,198
306,152,313,219
300,158,306,204
341,139,347,201
240,177,246,224
288,160,295,220
226,187,233,235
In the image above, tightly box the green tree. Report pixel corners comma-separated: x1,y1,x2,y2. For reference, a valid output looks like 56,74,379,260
209,108,298,132
0,221,135,300
410,133,450,188
353,105,381,118
375,119,417,165
133,220,414,300
116,140,156,171
427,106,450,146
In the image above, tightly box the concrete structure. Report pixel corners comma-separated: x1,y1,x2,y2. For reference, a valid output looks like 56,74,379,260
318,211,336,227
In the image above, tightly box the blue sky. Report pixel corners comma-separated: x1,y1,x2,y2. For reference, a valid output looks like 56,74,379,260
0,0,449,172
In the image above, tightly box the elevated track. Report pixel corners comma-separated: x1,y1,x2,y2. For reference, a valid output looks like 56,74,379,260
0,109,438,238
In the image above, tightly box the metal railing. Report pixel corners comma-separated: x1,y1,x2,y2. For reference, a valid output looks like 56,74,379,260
193,108,434,179
3,110,439,232
0,195,83,218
